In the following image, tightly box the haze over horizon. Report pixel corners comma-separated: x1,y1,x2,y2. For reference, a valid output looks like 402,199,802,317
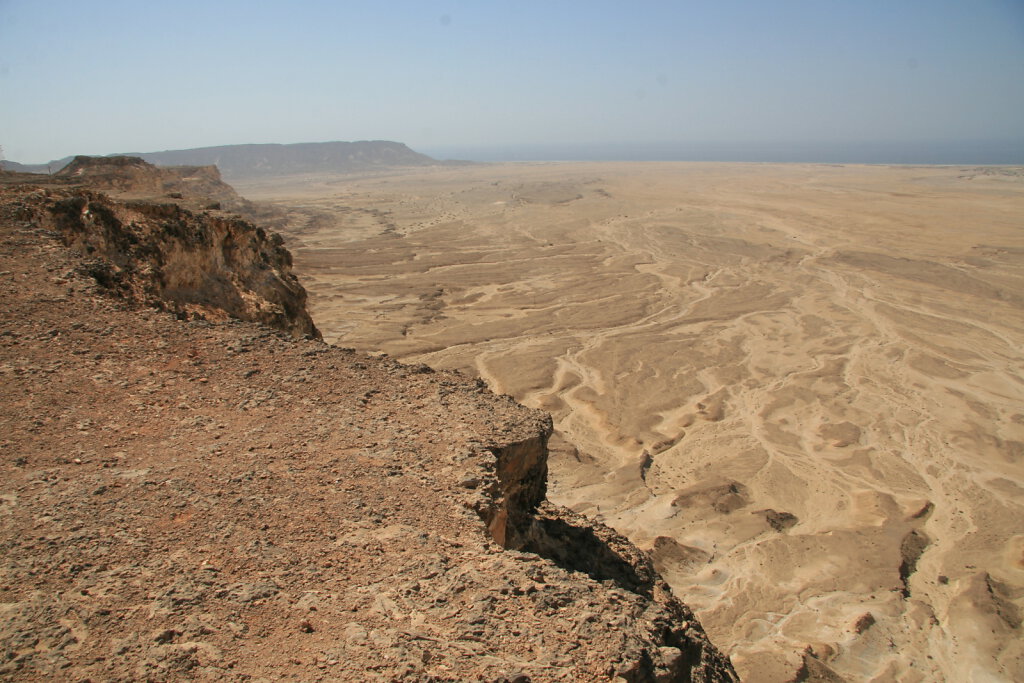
2,0,1023,165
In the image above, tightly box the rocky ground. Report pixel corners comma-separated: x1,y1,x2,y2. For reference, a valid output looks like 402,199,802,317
0,168,736,681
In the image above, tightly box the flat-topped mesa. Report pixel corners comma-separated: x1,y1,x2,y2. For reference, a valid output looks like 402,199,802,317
54,155,243,206
56,155,194,189
125,140,441,179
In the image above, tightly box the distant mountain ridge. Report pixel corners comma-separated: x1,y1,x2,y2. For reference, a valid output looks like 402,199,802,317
124,140,440,179
1,159,69,174
3,140,445,179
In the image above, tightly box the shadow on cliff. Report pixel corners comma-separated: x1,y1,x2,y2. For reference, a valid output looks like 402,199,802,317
480,429,658,598
522,503,658,599
520,503,737,682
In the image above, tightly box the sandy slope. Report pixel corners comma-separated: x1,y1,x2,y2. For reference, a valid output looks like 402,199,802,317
237,162,1024,681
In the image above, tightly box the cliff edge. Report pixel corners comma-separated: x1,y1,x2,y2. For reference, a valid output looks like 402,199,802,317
10,158,317,339
0,165,736,681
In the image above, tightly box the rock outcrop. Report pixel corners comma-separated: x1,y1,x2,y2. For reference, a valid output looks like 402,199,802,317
10,184,318,339
55,155,240,204
0,171,736,681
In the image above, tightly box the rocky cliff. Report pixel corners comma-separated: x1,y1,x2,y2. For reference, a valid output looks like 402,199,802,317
0,168,736,681
8,159,318,339
55,155,242,205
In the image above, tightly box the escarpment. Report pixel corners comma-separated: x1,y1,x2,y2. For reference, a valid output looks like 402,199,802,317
0,172,736,681
10,186,318,339
55,155,246,209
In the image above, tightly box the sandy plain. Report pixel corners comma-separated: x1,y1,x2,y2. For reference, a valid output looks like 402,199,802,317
236,162,1024,682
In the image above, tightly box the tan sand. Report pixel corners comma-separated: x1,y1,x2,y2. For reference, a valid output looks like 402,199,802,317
236,162,1024,681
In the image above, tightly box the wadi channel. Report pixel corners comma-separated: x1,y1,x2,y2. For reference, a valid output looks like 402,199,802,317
236,161,1024,682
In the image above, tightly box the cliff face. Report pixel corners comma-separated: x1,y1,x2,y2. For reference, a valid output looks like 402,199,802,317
12,186,318,339
0,171,736,681
3,140,445,178
475,420,552,549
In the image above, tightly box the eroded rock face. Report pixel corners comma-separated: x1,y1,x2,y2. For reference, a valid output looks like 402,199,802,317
478,416,553,549
11,187,318,339
464,412,736,681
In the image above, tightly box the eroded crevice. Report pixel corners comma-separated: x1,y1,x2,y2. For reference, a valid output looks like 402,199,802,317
898,529,930,597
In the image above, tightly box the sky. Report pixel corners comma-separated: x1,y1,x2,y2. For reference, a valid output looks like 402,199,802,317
1,0,1023,163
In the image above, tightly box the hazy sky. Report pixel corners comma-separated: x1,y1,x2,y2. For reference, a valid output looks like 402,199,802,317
2,0,1023,162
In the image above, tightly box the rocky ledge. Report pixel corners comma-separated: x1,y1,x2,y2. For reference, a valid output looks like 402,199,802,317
0,166,736,681
7,183,317,339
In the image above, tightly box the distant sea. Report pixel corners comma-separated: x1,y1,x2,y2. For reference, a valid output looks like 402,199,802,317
423,140,1024,165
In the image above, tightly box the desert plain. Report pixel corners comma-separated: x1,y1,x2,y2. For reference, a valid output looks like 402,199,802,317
236,162,1024,682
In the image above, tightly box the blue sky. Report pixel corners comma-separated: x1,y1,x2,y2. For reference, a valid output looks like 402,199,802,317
1,0,1022,162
